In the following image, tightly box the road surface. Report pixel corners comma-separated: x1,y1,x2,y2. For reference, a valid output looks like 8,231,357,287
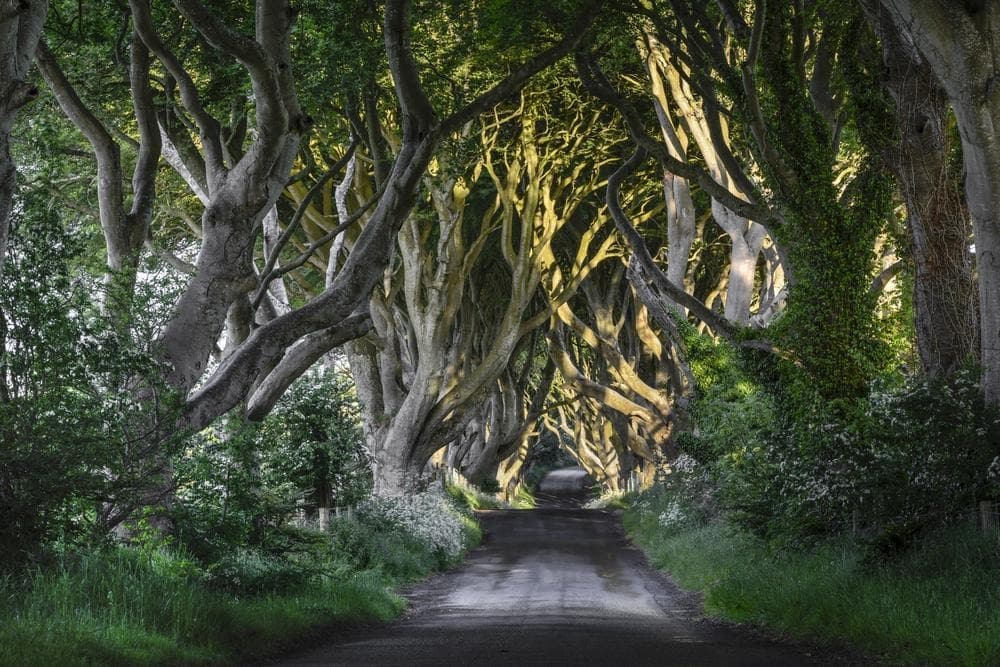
275,471,855,666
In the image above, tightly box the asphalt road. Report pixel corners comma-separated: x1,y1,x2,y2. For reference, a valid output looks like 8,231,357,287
275,470,854,666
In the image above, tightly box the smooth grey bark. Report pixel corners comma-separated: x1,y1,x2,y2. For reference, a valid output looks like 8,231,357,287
712,199,766,325
643,39,696,293
37,32,162,324
0,0,46,273
650,35,768,326
880,0,1000,402
351,89,613,495
185,0,603,438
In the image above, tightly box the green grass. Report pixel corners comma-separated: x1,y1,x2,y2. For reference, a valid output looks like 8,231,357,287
0,549,402,667
1,516,482,666
624,504,1000,666
509,484,536,509
445,482,505,510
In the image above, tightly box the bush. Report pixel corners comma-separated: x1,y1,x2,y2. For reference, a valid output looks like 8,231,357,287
355,491,472,561
0,201,175,566
172,364,371,564
716,371,1000,547
674,324,1000,549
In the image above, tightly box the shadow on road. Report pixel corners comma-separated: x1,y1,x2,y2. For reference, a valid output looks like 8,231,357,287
271,468,859,666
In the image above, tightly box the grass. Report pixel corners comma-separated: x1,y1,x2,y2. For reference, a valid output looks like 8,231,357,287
1,513,481,666
0,549,402,666
444,482,506,510
624,502,1000,666
509,484,536,509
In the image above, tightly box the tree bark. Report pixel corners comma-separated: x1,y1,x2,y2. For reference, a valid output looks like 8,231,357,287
0,0,46,273
880,0,1000,401
869,4,978,377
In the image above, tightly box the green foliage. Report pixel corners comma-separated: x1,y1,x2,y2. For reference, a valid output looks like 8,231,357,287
0,201,174,566
624,513,1000,667
509,483,537,509
747,3,893,400
717,371,1000,547
445,481,505,511
0,546,405,667
172,364,370,564
675,321,778,466
676,327,999,548
0,488,482,665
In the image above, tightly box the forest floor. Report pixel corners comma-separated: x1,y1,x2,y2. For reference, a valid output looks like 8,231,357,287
272,471,862,666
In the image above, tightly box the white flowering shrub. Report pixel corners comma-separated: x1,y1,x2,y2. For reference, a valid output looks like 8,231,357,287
716,370,1000,548
657,499,688,529
356,491,469,560
628,454,718,536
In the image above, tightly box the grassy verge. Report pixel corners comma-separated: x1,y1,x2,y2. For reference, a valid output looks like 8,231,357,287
624,501,1000,666
445,481,505,510
1,502,481,666
509,484,536,509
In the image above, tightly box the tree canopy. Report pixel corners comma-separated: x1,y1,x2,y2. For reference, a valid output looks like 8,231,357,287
1,0,999,558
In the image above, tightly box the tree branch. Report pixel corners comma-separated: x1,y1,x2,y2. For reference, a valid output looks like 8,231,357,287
127,32,162,248
607,146,740,340
576,50,772,223
129,0,225,185
244,311,374,421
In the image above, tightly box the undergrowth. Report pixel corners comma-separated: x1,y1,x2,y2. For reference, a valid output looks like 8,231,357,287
624,497,1000,666
0,491,481,667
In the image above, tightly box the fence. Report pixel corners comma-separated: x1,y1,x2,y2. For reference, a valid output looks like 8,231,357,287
435,464,471,492
624,470,642,494
293,465,476,532
978,499,999,537
846,500,1000,542
293,500,356,532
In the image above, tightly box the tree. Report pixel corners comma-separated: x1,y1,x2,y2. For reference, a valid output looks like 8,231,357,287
581,1,892,400
879,0,1000,403
25,0,602,513
860,2,978,378
0,0,46,272
349,82,620,493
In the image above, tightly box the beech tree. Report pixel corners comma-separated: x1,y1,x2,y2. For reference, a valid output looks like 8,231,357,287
878,0,1000,403
20,0,602,516
859,2,978,378
348,84,620,493
4,0,995,530
578,1,894,401
0,0,46,272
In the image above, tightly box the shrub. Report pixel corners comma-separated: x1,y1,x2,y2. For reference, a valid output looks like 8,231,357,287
0,201,174,565
715,370,1000,547
355,491,470,561
172,364,371,564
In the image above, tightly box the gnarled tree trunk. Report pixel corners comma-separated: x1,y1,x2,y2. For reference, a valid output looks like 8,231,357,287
869,4,978,377
0,0,46,273
881,0,1000,401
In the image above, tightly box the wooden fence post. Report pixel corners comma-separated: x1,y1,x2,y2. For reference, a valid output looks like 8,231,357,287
979,501,997,533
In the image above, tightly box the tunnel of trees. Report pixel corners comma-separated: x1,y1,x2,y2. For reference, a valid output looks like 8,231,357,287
2,0,1000,660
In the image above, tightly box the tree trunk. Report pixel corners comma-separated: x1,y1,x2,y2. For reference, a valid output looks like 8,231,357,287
880,0,1000,401
960,113,1000,401
0,131,15,273
0,0,47,272
871,5,978,377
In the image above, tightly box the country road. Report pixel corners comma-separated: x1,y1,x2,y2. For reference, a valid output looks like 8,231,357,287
275,471,855,666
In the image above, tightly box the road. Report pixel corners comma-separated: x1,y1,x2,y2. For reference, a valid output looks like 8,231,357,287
275,470,853,666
